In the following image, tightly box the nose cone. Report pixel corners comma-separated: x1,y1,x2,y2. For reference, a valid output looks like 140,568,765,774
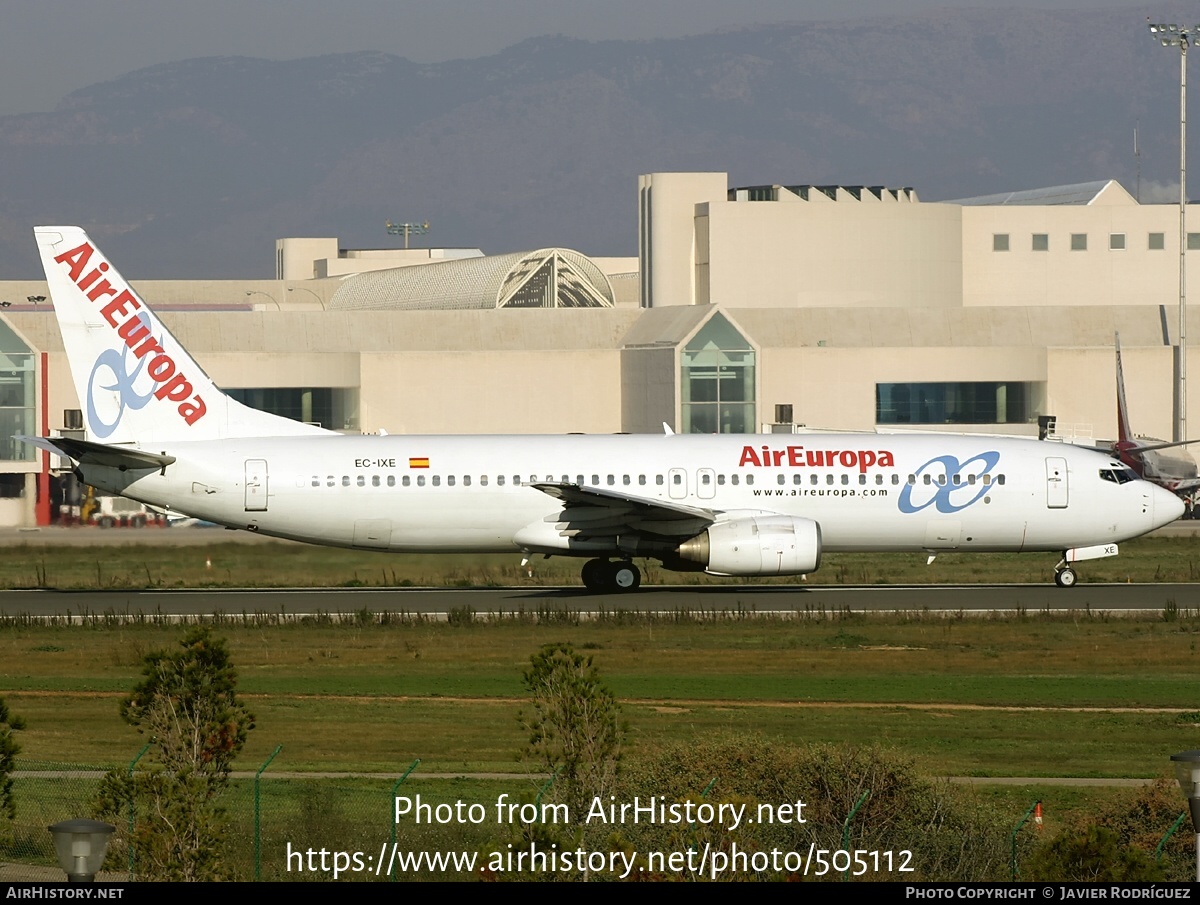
1152,485,1186,528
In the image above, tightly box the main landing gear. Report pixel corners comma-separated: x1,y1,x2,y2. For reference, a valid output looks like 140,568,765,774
580,558,642,593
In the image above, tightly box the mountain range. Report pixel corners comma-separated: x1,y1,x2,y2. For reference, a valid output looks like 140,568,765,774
0,4,1190,278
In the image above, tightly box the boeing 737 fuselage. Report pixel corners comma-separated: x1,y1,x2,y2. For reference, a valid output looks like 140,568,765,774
24,227,1185,591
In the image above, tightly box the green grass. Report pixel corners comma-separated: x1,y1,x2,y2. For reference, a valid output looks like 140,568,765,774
2,610,1199,777
4,533,1200,588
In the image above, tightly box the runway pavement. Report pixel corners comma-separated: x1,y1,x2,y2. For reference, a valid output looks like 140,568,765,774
0,582,1194,619
0,522,1196,618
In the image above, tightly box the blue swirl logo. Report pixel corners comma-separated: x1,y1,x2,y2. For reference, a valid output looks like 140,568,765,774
86,320,158,438
897,451,1001,514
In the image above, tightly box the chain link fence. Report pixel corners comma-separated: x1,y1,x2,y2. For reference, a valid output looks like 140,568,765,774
1,753,502,882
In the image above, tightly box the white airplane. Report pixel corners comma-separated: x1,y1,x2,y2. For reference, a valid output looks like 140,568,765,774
22,227,1184,591
1112,333,1200,498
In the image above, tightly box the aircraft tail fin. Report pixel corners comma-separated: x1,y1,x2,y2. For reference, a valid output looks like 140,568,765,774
34,227,331,444
1114,332,1134,446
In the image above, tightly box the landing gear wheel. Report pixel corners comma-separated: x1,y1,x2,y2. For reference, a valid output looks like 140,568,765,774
610,561,641,591
1054,567,1077,588
580,559,607,592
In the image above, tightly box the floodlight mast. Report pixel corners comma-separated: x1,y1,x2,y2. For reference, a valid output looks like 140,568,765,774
385,220,431,249
1149,22,1200,443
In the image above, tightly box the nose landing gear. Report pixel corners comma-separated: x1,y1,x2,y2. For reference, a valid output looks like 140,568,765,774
580,558,642,593
1053,565,1077,588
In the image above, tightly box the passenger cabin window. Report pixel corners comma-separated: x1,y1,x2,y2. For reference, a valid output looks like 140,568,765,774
402,476,410,487
432,475,441,486
447,476,455,486
388,476,396,487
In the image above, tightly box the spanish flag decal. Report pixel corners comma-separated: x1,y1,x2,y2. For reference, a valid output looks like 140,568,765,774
408,457,430,469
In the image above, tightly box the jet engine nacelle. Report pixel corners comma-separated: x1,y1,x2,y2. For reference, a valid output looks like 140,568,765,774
676,515,822,576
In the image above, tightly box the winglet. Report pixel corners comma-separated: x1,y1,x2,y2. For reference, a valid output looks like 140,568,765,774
662,422,675,435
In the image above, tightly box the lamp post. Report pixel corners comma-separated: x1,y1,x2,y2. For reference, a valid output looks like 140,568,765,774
48,818,115,882
244,290,280,310
286,286,326,310
1170,749,1200,881
385,219,430,249
1149,23,1200,443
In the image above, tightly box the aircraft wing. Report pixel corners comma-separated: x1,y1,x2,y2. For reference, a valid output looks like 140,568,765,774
18,436,176,470
529,482,715,540
1120,437,1200,454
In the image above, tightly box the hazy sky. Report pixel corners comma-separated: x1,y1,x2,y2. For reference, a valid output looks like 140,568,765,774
1,0,1135,117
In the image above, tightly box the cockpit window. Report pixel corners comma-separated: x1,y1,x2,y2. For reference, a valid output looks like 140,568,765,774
1100,468,1138,484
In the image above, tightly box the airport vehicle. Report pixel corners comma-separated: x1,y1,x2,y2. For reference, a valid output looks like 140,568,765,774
23,227,1184,591
1111,334,1200,498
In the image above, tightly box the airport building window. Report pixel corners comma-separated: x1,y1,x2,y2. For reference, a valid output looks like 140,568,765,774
0,321,35,462
1032,233,1049,251
1150,232,1166,250
1109,233,1126,250
992,234,1009,252
1189,233,1200,251
226,387,359,431
875,381,1043,425
1070,233,1087,251
681,313,756,434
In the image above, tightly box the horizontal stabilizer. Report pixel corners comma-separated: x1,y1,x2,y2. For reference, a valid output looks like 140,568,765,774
18,436,175,470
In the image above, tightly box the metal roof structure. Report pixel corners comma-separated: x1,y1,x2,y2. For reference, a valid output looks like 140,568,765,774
329,248,615,311
946,180,1125,207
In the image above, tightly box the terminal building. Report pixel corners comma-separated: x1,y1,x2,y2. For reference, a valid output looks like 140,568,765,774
0,171,1195,526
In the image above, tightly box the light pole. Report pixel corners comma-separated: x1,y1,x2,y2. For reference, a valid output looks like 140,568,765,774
1149,22,1200,443
48,818,115,882
1170,750,1200,881
244,290,280,310
385,219,430,249
286,286,326,310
